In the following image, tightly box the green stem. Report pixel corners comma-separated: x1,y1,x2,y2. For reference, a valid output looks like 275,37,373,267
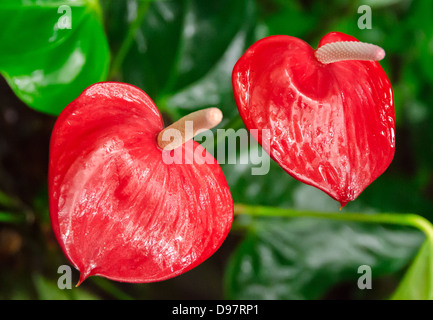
234,204,433,241
108,1,151,80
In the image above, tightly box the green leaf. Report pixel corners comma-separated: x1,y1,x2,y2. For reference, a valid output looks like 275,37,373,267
111,0,257,120
33,274,99,300
356,0,412,9
263,1,318,38
392,240,433,299
0,0,109,115
225,217,423,300
356,176,433,219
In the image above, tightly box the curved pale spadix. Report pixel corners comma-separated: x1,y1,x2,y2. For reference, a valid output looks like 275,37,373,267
157,108,223,151
232,32,395,207
315,41,385,65
49,82,233,284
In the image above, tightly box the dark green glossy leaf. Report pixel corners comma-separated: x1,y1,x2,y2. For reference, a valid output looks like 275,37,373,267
0,0,109,115
263,1,318,38
404,0,433,85
225,217,423,299
114,0,257,120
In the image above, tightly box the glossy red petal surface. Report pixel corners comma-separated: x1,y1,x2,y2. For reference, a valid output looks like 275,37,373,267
49,82,233,283
232,32,395,206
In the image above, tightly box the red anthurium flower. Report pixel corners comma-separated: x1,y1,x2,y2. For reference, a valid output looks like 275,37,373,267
232,32,395,207
49,82,233,284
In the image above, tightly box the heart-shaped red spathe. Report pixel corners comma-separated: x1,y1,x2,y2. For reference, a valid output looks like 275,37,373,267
232,32,395,207
49,82,233,283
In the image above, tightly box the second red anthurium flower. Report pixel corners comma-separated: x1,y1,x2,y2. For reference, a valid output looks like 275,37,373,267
232,32,395,207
